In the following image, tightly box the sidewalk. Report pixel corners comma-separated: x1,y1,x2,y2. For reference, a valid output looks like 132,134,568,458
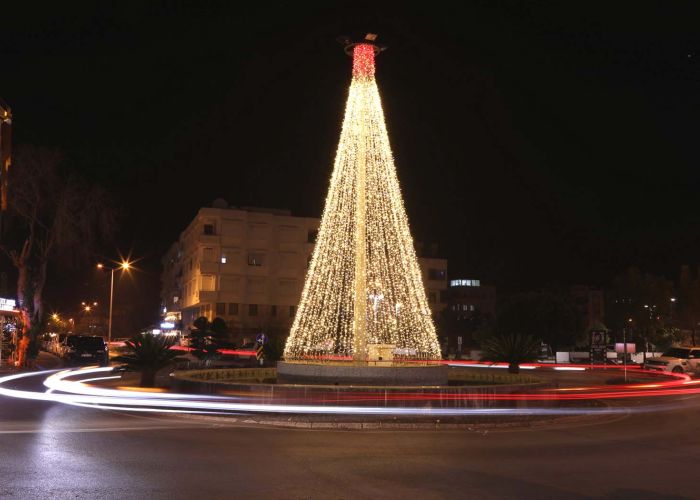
0,351,63,375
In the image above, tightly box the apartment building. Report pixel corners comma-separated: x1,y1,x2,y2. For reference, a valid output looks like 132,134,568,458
446,278,497,319
162,201,448,340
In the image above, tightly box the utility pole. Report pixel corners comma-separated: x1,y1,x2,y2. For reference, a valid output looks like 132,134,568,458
97,261,131,357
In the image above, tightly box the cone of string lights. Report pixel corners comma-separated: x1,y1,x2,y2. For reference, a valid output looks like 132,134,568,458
283,35,442,364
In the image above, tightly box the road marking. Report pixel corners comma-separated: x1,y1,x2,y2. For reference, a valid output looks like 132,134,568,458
0,424,209,435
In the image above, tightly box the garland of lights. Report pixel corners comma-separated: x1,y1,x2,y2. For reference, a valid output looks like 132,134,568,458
284,43,441,361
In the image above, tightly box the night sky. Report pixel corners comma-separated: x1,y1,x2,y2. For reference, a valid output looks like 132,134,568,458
2,2,699,325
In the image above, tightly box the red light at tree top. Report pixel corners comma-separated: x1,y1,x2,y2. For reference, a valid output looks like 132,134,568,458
352,44,375,79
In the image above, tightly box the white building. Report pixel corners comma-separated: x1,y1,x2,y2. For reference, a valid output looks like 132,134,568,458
162,201,447,341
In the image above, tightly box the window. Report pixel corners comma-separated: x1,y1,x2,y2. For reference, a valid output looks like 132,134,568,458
201,304,211,318
248,252,264,266
271,305,277,317
663,348,691,359
216,302,226,316
428,291,437,304
428,269,446,280
289,305,296,318
307,229,319,243
221,254,227,264
228,303,239,315
200,274,215,291
202,247,214,262
450,279,481,287
220,276,238,291
249,304,258,316
203,223,215,235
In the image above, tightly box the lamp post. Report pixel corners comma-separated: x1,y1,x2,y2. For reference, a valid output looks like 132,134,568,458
97,261,130,351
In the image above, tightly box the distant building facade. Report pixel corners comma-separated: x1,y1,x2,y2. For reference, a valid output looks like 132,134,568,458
161,203,318,340
446,279,497,319
161,201,447,341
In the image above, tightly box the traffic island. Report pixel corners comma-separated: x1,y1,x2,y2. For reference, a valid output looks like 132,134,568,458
276,360,449,386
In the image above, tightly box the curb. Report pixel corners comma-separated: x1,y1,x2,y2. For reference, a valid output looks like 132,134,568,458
170,407,623,431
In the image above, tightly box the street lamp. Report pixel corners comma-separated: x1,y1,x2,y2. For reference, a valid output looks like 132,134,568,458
97,260,131,350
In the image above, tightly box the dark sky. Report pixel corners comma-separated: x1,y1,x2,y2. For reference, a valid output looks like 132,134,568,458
2,2,699,324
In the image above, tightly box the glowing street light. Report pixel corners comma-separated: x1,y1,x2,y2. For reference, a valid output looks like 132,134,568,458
97,260,132,350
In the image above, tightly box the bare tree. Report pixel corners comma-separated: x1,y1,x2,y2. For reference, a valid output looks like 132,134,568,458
0,145,115,364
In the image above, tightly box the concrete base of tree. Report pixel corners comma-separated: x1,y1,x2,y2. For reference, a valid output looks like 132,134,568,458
276,361,449,386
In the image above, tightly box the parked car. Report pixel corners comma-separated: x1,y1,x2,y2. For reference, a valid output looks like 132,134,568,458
48,333,68,356
644,347,700,374
62,335,109,366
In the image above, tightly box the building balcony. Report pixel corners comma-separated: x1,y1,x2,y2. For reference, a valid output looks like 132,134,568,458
197,290,218,304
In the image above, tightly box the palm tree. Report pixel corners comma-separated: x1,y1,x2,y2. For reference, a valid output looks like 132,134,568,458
114,333,184,387
481,333,541,374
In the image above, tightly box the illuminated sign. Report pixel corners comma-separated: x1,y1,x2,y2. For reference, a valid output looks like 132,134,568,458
160,322,175,329
0,298,16,312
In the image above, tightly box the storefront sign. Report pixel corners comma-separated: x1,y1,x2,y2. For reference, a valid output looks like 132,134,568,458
0,298,16,312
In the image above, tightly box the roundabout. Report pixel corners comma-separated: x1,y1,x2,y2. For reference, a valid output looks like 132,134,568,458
3,362,700,498
2,363,698,425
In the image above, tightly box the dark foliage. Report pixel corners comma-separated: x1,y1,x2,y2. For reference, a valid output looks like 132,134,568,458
114,333,184,387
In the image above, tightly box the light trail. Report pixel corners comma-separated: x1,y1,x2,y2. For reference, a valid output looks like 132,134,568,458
0,364,698,419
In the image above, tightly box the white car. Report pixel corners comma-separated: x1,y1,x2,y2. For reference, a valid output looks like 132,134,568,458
644,347,700,375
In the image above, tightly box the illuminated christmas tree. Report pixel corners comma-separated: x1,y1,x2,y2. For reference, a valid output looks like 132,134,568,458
284,37,441,361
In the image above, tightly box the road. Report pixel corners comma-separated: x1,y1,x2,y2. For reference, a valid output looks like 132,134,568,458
1,369,699,499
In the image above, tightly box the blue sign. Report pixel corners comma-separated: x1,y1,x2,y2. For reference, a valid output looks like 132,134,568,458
256,333,268,345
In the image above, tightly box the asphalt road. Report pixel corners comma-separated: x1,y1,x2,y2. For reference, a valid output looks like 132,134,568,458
1,369,699,500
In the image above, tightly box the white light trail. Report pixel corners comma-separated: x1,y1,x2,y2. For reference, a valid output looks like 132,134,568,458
0,368,627,417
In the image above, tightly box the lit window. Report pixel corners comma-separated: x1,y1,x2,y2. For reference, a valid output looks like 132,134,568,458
450,279,481,287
